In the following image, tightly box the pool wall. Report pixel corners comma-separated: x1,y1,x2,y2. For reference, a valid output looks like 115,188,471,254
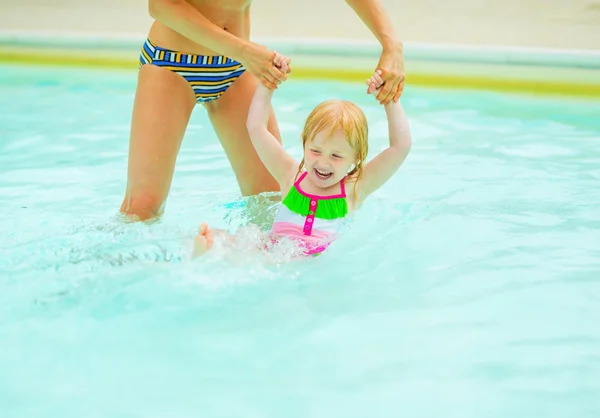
1,0,599,97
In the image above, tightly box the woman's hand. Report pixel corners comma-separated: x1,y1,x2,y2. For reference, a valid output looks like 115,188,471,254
369,43,405,104
240,43,291,90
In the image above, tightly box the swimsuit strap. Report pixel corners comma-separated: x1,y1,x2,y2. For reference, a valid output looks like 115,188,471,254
294,170,347,199
294,170,308,186
283,172,348,220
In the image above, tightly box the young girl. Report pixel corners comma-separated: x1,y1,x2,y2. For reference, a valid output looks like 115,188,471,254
192,56,412,258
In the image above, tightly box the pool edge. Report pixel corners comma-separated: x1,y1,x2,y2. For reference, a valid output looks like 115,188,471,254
1,30,600,98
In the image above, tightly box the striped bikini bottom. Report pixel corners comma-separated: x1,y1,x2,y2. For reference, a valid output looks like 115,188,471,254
138,38,246,103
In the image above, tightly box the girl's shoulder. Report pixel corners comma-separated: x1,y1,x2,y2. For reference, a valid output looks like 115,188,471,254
342,174,362,212
279,171,300,202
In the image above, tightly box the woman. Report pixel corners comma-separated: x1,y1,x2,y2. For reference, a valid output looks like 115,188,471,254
120,0,405,221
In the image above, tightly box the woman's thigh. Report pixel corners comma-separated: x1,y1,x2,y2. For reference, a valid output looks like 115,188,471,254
204,71,283,196
120,64,196,220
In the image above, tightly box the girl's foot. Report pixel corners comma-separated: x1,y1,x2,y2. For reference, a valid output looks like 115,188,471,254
193,223,214,257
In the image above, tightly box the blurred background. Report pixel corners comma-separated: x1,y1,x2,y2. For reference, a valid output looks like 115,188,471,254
1,0,599,50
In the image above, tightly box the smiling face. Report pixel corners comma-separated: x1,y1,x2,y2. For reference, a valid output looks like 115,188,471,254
299,100,369,190
304,129,357,188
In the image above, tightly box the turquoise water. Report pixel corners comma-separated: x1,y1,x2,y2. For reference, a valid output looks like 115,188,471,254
1,62,600,417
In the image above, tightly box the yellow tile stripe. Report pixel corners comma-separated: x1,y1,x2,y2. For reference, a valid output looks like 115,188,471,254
1,47,599,98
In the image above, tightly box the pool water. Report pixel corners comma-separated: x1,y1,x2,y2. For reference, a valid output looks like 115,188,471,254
1,63,600,417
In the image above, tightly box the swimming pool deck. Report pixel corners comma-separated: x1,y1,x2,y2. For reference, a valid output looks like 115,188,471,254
1,0,599,97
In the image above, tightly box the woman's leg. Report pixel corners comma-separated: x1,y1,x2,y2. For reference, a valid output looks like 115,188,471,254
120,64,196,221
204,71,282,196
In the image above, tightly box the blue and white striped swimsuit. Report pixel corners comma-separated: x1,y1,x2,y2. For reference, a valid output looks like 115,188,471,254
139,38,246,103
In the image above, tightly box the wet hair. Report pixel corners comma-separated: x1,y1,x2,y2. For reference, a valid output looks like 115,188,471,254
296,99,368,195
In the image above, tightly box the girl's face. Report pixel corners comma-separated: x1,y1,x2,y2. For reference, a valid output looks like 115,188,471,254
303,129,356,189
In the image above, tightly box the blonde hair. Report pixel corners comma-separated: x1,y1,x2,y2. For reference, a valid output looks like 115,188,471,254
296,99,368,194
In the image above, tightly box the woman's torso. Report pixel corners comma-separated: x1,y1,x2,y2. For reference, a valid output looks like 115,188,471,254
148,0,252,55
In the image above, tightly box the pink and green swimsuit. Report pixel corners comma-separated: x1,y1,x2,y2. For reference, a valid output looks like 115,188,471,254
271,171,348,255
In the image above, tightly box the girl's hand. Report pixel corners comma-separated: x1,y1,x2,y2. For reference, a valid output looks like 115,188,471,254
273,50,292,75
365,70,384,96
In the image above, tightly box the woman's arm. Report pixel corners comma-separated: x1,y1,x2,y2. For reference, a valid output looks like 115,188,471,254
344,0,405,104
344,0,401,51
148,0,286,88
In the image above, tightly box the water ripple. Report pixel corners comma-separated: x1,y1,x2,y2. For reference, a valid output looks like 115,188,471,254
1,64,600,417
